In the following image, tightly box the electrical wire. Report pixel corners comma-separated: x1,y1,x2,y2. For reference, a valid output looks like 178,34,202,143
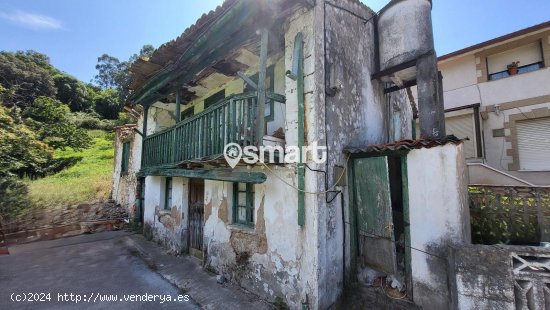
259,154,350,195
325,0,378,25
359,230,447,261
514,107,532,120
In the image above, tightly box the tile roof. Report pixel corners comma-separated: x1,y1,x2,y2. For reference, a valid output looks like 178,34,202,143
344,135,463,154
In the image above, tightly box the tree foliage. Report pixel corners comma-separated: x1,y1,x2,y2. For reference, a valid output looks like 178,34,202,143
0,51,57,108
92,88,124,120
0,44,151,216
93,44,155,102
53,74,93,112
0,105,53,178
23,97,92,150
0,105,51,216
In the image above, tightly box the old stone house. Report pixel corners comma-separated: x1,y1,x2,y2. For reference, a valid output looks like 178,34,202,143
112,0,472,308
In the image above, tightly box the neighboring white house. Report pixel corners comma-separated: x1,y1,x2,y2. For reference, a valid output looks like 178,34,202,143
428,21,550,186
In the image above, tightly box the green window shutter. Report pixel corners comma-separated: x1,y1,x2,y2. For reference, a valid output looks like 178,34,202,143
121,142,130,173
181,106,194,121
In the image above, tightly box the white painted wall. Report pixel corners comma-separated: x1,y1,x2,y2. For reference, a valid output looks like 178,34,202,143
478,67,550,106
143,176,190,253
147,106,175,134
202,165,308,308
407,143,470,310
199,7,324,308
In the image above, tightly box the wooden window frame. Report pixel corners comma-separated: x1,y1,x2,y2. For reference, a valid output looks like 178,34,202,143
121,142,130,174
204,89,226,110
164,177,173,210
232,182,254,227
245,65,276,121
181,106,194,121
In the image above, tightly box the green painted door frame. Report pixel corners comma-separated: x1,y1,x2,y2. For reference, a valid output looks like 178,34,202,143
347,152,411,288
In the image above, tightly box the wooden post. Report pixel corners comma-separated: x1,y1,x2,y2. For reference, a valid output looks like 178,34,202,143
175,90,181,123
143,106,149,138
141,106,149,168
173,90,181,163
256,28,268,146
294,32,305,227
417,53,446,139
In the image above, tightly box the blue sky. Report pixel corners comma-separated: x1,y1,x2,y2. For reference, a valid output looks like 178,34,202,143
1,0,549,83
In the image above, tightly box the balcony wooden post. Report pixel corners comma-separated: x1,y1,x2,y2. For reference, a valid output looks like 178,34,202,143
256,28,268,146
175,90,181,123
141,106,149,168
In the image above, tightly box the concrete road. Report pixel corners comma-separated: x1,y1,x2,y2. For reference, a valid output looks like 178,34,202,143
0,231,200,310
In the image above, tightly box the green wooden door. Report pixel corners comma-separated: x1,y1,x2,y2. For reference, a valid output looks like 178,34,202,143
353,156,397,274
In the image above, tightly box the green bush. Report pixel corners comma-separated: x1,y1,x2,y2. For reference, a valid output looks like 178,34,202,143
71,112,116,131
23,97,92,150
0,176,31,219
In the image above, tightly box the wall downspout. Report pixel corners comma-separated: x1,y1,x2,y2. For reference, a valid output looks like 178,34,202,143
287,32,306,227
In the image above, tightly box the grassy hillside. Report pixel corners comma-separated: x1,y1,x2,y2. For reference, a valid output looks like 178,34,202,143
27,130,114,208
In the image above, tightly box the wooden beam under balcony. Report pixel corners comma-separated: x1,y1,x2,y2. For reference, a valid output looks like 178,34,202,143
139,168,267,184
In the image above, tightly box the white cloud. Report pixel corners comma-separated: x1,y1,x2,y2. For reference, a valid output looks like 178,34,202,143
0,10,62,30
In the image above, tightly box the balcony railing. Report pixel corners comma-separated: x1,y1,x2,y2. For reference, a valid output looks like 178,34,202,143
142,92,284,168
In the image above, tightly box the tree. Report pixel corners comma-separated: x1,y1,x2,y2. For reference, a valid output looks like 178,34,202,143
93,44,155,101
93,54,125,90
23,97,91,150
53,73,93,112
93,89,123,120
14,50,57,74
0,104,53,177
0,51,57,109
0,104,52,216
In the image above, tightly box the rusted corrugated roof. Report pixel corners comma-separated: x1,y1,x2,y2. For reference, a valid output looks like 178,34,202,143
343,135,463,155
128,0,239,91
127,0,376,97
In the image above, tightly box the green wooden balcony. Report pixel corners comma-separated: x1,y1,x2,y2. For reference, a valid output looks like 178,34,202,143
142,92,285,168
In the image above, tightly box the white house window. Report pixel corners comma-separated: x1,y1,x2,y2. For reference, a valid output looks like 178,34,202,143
516,117,550,171
487,42,544,81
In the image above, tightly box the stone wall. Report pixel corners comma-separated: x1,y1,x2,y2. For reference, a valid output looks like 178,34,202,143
112,119,142,219
449,244,550,310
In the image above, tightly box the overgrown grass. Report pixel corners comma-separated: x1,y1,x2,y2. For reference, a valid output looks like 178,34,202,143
27,130,115,208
